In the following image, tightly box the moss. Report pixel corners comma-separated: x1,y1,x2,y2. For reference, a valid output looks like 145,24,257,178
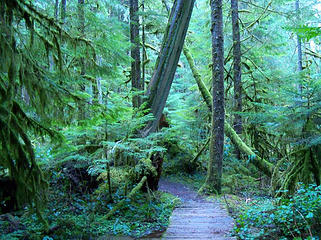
103,176,147,220
184,45,274,178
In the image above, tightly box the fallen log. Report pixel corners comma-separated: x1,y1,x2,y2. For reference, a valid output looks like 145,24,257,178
103,176,147,220
183,46,274,177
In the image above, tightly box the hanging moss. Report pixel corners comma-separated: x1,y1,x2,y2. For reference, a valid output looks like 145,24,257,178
0,0,94,230
275,146,318,197
184,44,321,195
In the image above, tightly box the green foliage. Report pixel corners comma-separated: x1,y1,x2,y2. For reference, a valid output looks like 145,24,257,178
0,0,131,227
286,26,321,41
1,0,321,238
234,184,321,239
0,181,179,239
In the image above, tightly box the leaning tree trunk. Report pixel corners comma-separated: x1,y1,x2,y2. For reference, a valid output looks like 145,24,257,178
141,0,195,137
202,0,225,194
183,46,274,178
130,0,142,108
231,0,242,159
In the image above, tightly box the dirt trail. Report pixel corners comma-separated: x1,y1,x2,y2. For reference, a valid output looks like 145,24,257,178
156,179,235,240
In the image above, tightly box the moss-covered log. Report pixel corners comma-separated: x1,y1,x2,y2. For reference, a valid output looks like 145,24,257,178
225,122,274,177
183,46,212,111
103,176,147,220
183,46,274,177
191,137,210,165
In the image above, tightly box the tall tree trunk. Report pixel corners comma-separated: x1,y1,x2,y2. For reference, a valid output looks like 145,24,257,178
61,0,66,24
96,56,103,104
130,0,142,108
296,0,303,94
231,0,242,159
54,0,59,20
78,0,86,121
142,0,195,137
135,0,195,190
57,0,66,122
202,0,225,194
142,0,146,88
183,46,274,177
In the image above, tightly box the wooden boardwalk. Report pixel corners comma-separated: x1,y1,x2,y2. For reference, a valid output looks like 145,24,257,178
158,179,235,240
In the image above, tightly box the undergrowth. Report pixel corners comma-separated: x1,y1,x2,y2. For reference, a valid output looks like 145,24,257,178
0,177,178,240
234,184,321,240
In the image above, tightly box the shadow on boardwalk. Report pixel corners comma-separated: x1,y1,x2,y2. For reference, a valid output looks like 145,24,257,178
146,178,236,240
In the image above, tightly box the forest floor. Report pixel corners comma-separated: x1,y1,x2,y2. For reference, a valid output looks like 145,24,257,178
143,178,236,240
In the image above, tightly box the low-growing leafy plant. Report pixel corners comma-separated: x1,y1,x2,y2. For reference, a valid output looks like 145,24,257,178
234,184,321,240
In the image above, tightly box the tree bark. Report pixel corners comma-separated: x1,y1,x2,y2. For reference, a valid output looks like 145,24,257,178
61,0,66,24
78,0,86,121
296,0,303,73
231,0,242,158
130,0,142,108
142,0,146,90
183,46,212,110
141,0,195,137
54,0,59,20
204,0,225,194
183,46,274,178
296,0,303,94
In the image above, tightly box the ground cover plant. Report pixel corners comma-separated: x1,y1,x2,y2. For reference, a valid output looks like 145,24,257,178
234,184,321,240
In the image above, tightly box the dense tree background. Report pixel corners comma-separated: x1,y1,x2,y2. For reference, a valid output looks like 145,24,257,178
0,0,321,239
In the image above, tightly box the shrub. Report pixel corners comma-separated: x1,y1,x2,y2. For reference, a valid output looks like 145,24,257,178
234,184,321,239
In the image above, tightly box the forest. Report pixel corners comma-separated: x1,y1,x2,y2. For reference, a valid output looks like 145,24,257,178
0,0,321,239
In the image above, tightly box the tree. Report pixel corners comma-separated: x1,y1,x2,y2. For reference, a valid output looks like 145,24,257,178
141,0,195,137
295,0,303,97
61,0,66,23
296,0,303,74
183,47,275,178
78,0,86,121
0,0,66,228
0,0,108,226
231,0,242,159
130,0,142,108
54,0,59,19
201,0,225,194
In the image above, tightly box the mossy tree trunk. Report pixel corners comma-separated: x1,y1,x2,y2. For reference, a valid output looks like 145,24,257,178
61,0,66,24
296,0,303,74
295,0,303,95
78,0,86,121
104,176,147,220
54,0,59,19
141,0,195,137
203,0,225,194
231,0,242,159
183,47,274,178
142,0,146,91
135,0,195,190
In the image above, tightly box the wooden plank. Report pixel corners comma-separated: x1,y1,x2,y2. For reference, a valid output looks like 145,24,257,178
158,179,236,240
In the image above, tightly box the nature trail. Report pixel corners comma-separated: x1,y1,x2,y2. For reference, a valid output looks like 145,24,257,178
156,178,235,240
